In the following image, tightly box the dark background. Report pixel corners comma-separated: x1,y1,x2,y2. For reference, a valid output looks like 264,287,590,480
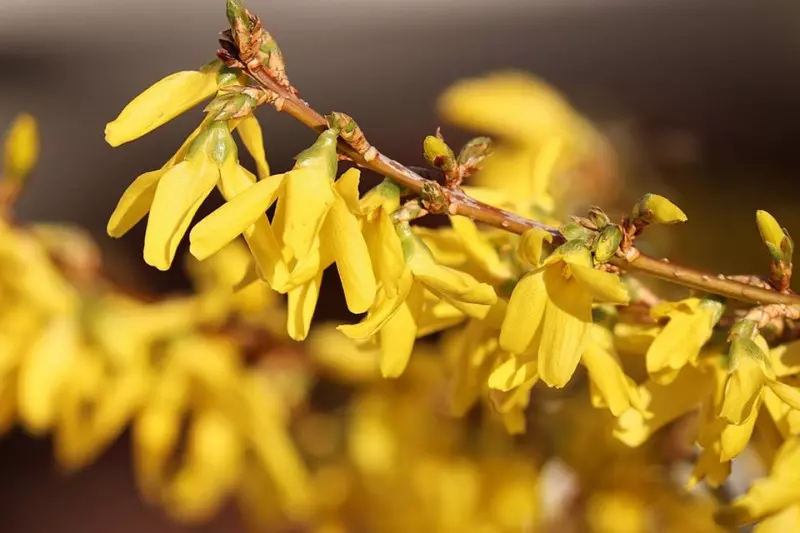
0,0,799,530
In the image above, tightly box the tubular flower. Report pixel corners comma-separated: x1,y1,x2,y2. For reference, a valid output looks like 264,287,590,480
718,325,800,427
716,437,800,529
338,221,497,378
104,60,222,147
108,118,277,273
499,240,629,388
645,297,724,384
581,324,646,417
190,129,377,338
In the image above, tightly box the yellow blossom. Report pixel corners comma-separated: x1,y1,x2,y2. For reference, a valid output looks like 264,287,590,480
339,221,496,378
500,242,629,388
645,297,723,384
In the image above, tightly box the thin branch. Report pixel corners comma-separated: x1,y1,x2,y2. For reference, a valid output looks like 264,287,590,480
232,39,800,308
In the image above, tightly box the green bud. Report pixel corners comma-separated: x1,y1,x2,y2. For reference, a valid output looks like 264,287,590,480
457,137,492,167
756,210,792,263
560,222,593,244
632,193,687,225
423,135,456,172
587,206,611,229
226,0,252,30
594,225,623,262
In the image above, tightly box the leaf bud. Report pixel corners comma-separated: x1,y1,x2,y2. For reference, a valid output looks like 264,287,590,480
423,135,456,172
457,136,492,167
632,193,687,225
587,206,611,229
594,225,623,263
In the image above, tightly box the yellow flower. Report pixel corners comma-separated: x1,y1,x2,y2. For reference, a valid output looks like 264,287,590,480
719,327,800,426
645,298,723,383
500,242,629,388
438,72,612,218
105,61,222,147
190,130,376,339
716,437,800,528
338,221,496,378
2,113,39,181
582,324,646,417
614,364,715,448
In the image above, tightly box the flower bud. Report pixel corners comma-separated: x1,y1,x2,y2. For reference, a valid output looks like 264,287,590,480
423,135,456,172
632,193,687,225
3,113,39,181
594,225,623,263
756,210,791,262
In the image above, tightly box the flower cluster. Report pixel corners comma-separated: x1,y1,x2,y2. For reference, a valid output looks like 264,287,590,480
2,1,800,529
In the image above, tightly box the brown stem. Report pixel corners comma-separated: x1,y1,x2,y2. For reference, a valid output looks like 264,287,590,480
241,63,800,307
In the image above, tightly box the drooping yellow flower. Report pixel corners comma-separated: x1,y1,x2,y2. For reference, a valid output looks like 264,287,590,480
105,60,222,147
2,113,39,181
500,240,629,388
338,221,496,378
719,326,800,426
645,297,723,384
716,437,800,528
190,130,376,339
582,324,646,417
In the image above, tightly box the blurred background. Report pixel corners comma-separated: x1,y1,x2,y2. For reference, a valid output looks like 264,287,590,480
0,0,799,530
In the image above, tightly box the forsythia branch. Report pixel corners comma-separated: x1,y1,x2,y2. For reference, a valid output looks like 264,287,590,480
223,6,800,308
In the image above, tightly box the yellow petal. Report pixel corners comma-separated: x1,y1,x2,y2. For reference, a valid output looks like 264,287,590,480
190,172,285,261
278,166,336,264
379,284,423,378
582,325,641,416
286,273,323,341
410,257,497,317
337,270,414,339
236,114,270,179
364,210,405,297
215,163,288,288
517,227,553,267
720,355,767,425
767,380,800,412
144,158,219,270
720,409,759,461
18,318,79,434
334,168,362,214
538,267,592,388
568,263,630,305
325,196,376,314
499,270,546,354
105,69,219,146
3,113,39,179
450,216,512,281
106,169,165,238
614,366,714,447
